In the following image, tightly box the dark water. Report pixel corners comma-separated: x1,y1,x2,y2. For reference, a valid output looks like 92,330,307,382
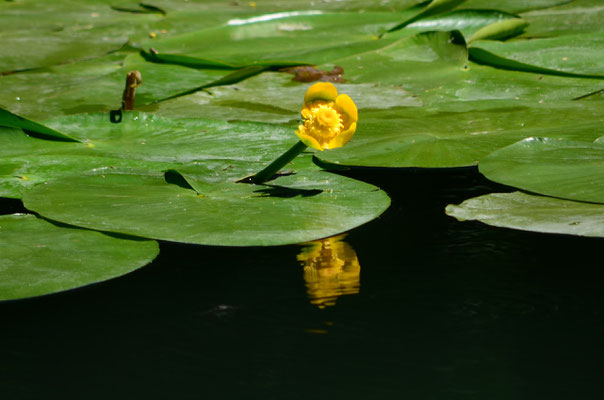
2,169,604,399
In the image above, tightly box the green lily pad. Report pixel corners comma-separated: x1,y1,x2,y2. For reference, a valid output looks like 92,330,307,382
126,0,423,13
0,112,296,197
0,106,79,142
22,167,390,246
2,112,390,245
314,100,604,169
479,137,604,204
520,0,604,37
0,52,240,120
445,191,604,237
385,9,526,42
467,18,527,43
0,0,160,72
0,213,159,301
42,112,298,164
145,11,410,66
326,30,604,109
0,151,175,199
385,0,467,33
460,0,572,13
150,71,422,122
469,33,604,78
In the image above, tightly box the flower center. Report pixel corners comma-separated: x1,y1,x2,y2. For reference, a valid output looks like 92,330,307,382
300,102,344,144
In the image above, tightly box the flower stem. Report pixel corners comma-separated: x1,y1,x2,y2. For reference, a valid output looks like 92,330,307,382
251,140,308,184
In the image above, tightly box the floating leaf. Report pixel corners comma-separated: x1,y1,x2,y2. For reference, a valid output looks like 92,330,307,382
0,106,79,142
145,11,409,66
0,0,159,71
23,168,390,246
1,112,390,245
0,214,158,301
460,0,572,13
386,9,526,41
326,30,603,109
0,53,236,119
314,103,604,169
479,137,604,204
520,0,604,37
150,71,422,122
446,191,604,238
469,33,604,78
0,112,296,197
386,0,468,33
467,18,527,42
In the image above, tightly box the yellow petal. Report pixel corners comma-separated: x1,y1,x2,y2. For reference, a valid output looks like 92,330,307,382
296,128,324,151
335,94,358,122
304,82,338,104
327,122,356,149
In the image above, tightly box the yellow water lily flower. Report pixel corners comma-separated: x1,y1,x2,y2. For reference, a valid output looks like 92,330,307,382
295,82,358,151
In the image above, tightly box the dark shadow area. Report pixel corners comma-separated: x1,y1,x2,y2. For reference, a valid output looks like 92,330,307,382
23,129,75,143
215,100,294,115
111,3,167,15
0,197,27,215
254,185,323,198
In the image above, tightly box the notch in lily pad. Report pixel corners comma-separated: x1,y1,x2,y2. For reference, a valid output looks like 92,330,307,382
164,169,207,196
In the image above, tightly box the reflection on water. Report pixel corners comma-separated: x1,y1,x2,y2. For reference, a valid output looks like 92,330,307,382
297,234,360,308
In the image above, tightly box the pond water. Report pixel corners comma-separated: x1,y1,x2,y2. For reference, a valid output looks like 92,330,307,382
2,169,604,399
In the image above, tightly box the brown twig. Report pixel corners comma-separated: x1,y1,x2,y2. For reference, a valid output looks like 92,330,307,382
121,71,143,110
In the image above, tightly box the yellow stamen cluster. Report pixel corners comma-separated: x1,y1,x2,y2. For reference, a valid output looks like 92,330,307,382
295,82,358,151
297,101,344,148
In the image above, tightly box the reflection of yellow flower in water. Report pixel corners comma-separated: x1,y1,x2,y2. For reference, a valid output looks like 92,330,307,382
295,82,358,151
297,234,360,308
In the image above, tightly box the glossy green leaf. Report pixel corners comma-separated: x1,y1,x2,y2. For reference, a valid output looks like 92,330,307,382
300,30,604,169
385,10,525,41
0,0,159,72
0,213,159,301
0,106,79,142
0,112,296,197
314,103,604,169
460,0,572,13
325,30,603,109
386,0,468,33
469,33,604,78
0,151,174,199
520,0,604,38
446,191,604,237
479,138,604,204
124,0,424,13
150,71,422,122
1,112,390,245
0,53,236,120
23,168,390,246
42,112,296,163
145,12,408,66
467,18,527,43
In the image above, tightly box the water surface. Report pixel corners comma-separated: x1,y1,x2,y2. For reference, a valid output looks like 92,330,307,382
2,169,604,399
